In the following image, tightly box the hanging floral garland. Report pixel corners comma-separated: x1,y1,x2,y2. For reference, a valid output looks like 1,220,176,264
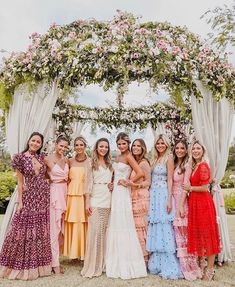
52,99,193,144
0,11,234,113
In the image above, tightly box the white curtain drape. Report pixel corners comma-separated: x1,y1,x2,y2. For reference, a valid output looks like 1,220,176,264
151,122,167,139
191,80,234,262
0,80,59,250
72,121,85,139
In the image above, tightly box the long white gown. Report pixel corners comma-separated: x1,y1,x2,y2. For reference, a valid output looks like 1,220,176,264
105,162,147,279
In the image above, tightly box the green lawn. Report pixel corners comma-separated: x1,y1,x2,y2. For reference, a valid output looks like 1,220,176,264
222,188,235,196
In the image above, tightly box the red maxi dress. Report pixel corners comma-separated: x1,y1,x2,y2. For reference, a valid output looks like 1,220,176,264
187,162,220,256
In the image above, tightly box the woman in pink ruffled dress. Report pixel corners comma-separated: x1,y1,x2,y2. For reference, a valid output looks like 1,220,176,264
45,135,69,274
172,140,201,280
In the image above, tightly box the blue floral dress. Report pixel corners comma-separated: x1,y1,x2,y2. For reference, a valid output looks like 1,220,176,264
146,163,182,279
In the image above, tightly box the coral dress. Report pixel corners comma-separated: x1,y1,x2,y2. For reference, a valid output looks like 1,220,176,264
147,163,182,279
63,159,91,260
173,164,201,280
130,159,150,263
48,163,69,268
188,162,220,256
0,153,51,280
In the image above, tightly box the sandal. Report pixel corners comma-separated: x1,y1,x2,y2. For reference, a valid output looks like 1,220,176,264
202,268,215,281
199,257,207,274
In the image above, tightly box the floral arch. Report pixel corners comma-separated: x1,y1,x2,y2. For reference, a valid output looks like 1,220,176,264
0,11,234,259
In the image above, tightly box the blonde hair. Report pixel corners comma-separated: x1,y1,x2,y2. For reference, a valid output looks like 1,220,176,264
92,138,112,171
190,140,208,170
74,136,87,147
152,134,171,167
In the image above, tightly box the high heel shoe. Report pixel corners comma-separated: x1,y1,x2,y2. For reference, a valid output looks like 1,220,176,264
202,268,215,281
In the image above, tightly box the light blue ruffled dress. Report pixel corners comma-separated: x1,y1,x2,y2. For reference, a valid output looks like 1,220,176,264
146,163,182,279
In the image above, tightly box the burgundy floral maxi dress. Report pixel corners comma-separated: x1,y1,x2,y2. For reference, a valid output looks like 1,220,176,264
0,153,52,280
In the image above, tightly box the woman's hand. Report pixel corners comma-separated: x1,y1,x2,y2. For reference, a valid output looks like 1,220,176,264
86,203,92,216
182,184,191,193
118,179,128,187
16,200,23,213
108,182,114,192
167,198,172,214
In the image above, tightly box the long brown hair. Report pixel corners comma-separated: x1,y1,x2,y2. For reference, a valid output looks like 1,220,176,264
22,132,44,154
92,138,112,171
173,139,188,174
131,138,150,165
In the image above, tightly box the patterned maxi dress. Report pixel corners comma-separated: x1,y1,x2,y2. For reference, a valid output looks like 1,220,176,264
173,164,201,280
0,153,51,280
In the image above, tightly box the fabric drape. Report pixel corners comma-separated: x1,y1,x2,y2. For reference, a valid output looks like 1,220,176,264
0,80,59,250
191,80,234,262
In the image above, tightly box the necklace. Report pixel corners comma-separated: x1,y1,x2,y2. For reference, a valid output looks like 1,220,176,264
75,154,87,163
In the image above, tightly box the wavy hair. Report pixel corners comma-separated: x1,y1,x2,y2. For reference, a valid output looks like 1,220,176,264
190,140,207,170
152,134,171,167
131,138,150,165
92,138,112,171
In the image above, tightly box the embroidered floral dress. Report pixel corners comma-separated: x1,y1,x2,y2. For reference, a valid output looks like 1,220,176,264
0,153,51,280
147,163,182,279
173,164,201,280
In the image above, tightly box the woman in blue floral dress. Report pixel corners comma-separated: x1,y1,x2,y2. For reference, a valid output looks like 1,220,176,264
146,134,182,279
0,132,52,280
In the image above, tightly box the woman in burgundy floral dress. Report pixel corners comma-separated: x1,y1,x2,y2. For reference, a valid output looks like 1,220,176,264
0,132,52,280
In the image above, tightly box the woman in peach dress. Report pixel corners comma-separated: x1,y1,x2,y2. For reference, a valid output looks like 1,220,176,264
129,139,151,264
63,136,92,261
45,135,69,274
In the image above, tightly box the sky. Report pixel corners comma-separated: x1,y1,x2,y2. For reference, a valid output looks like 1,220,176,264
0,0,234,148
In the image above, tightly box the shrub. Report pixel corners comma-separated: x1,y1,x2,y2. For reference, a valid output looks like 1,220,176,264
224,193,235,214
0,171,17,212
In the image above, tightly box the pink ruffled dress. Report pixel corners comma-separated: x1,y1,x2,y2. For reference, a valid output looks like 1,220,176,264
48,163,69,268
173,164,201,281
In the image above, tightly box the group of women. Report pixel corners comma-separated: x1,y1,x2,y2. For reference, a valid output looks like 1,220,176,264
0,131,221,281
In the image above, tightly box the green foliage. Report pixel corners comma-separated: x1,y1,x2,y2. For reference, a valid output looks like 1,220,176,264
221,170,235,188
226,145,235,171
202,1,235,49
0,171,17,209
224,192,235,214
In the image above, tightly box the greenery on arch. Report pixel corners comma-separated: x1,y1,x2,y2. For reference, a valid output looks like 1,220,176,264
0,10,234,114
52,99,193,144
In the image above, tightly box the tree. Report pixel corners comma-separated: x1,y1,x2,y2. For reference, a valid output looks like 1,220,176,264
202,0,235,50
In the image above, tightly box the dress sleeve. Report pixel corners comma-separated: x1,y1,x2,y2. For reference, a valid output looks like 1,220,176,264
12,153,24,173
183,163,192,185
199,162,210,185
140,160,151,188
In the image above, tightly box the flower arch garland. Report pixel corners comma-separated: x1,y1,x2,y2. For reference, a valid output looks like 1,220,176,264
52,99,193,144
0,11,234,114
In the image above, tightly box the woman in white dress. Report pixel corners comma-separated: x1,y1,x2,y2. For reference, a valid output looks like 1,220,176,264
106,132,147,279
81,138,113,278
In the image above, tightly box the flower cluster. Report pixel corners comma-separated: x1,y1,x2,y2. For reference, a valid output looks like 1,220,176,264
0,10,234,112
52,99,192,143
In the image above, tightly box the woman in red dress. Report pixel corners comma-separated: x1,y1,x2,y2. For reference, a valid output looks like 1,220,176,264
183,140,220,281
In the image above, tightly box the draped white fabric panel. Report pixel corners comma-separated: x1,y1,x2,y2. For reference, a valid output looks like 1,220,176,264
151,123,167,139
72,121,85,139
0,80,59,250
191,80,234,262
